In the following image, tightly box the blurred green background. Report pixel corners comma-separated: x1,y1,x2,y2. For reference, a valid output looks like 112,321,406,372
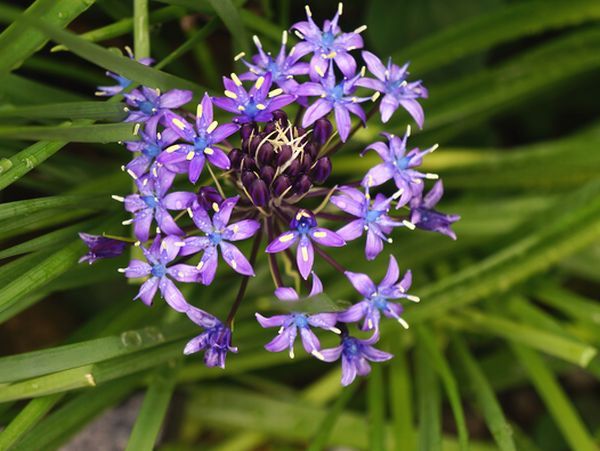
0,0,599,450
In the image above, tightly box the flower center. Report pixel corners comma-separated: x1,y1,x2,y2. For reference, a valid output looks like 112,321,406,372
373,295,388,310
344,338,360,357
321,31,335,49
151,264,166,277
329,84,344,101
117,75,132,88
395,156,410,170
138,100,156,115
243,99,259,118
293,314,309,328
142,143,161,158
142,195,158,208
208,231,222,245
365,209,382,223
194,135,210,152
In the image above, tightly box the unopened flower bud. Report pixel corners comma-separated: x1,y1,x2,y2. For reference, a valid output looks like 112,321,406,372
257,142,275,165
286,159,302,177
294,174,312,195
242,170,257,190
310,157,332,184
305,142,318,159
273,175,291,197
301,154,313,173
228,148,242,168
260,165,275,184
272,110,288,124
240,123,257,140
313,118,333,145
277,145,292,166
250,179,269,206
196,186,223,210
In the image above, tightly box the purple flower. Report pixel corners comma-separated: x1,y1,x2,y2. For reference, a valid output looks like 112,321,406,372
362,128,439,205
121,235,198,312
338,255,418,331
121,173,194,242
124,114,182,178
266,209,345,279
296,63,371,142
159,94,237,183
184,306,237,368
239,33,309,94
331,187,405,260
78,233,127,264
409,181,460,240
124,86,192,123
213,72,295,123
255,273,340,359
291,4,364,80
96,47,154,97
320,333,393,386
180,196,260,285
358,51,428,126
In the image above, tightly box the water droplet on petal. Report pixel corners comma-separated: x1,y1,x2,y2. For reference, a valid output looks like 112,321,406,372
120,330,143,347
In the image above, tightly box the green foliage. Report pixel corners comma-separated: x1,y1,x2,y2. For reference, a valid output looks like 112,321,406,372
0,0,599,449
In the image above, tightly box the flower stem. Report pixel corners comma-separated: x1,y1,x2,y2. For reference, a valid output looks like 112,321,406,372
265,217,284,288
313,245,346,274
226,226,263,327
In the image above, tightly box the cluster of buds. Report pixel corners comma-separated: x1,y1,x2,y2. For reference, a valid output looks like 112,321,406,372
80,3,459,385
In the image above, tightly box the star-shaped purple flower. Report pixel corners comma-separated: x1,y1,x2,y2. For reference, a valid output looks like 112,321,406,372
124,114,183,178
180,196,261,285
291,3,364,80
121,234,198,312
362,128,439,205
338,255,418,331
255,273,340,359
320,332,393,386
266,209,345,280
409,180,460,240
96,47,154,97
296,63,370,142
124,86,192,123
159,94,237,184
213,72,295,123
121,173,195,242
357,51,428,126
239,33,309,94
183,306,237,368
78,233,127,264
331,187,405,260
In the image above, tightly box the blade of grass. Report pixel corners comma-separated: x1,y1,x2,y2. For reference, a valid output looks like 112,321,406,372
416,336,442,451
416,326,468,451
134,0,151,59
511,344,597,451
367,364,386,451
0,195,112,221
389,339,415,451
0,122,138,142
207,0,249,54
535,284,600,327
0,101,127,121
0,208,99,240
451,334,516,451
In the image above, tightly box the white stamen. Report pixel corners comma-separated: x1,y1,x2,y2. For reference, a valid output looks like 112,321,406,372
187,208,194,218
406,295,420,303
111,195,125,202
122,219,134,225
354,25,367,34
224,90,238,99
338,2,343,15
196,103,203,118
331,326,342,334
126,169,138,180
269,88,283,98
255,76,265,90
231,73,243,86
186,151,195,161
294,30,304,39
312,349,325,360
166,144,180,153
252,35,262,49
204,147,214,155
117,268,126,273
282,30,288,45
234,51,245,61
425,173,439,180
206,121,219,133
397,317,410,329
406,125,412,137
305,5,312,17
402,220,416,230
371,91,381,102
133,123,141,136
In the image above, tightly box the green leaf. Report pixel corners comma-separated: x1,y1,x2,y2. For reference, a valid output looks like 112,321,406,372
0,195,111,221
451,335,516,451
125,365,177,451
367,364,386,451
207,0,250,54
0,122,138,142
133,0,151,59
535,284,600,328
389,340,415,451
0,0,95,73
416,327,469,451
0,101,128,121
416,333,442,451
511,344,597,451
394,0,600,74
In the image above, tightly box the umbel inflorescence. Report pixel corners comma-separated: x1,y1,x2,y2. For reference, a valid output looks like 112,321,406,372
80,3,459,386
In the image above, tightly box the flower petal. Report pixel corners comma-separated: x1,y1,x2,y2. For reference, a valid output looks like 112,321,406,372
296,236,314,280
274,287,299,302
168,263,201,282
365,228,384,261
158,277,190,312
220,241,255,276
124,259,151,278
336,219,365,241
345,271,376,298
225,219,261,241
265,231,299,253
255,313,288,328
310,227,345,247
159,89,193,108
380,255,400,289
302,98,332,127
134,277,159,306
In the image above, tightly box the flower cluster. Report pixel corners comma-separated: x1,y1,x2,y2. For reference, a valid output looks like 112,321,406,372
80,3,459,385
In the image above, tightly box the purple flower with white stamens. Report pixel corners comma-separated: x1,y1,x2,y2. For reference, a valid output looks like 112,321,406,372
121,235,198,312
291,3,364,80
213,72,295,123
338,255,417,331
362,128,439,205
124,86,192,123
320,332,393,386
159,94,237,184
331,187,405,260
122,174,194,242
124,114,182,178
96,48,154,97
239,33,309,94
296,63,370,142
357,51,428,126
180,196,260,285
409,181,460,240
255,273,340,359
78,233,127,264
184,306,237,368
266,209,345,280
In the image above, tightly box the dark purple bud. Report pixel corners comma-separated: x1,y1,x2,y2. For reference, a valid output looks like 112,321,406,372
294,175,312,195
196,186,223,210
241,155,257,171
250,136,262,151
228,148,242,168
257,142,275,165
241,171,257,190
305,142,318,159
286,159,302,178
263,122,276,134
78,233,127,264
272,110,288,124
273,175,291,197
250,179,269,206
310,157,332,184
260,165,275,184
277,145,292,166
313,118,333,145
240,123,257,140
301,154,313,173
296,127,306,138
